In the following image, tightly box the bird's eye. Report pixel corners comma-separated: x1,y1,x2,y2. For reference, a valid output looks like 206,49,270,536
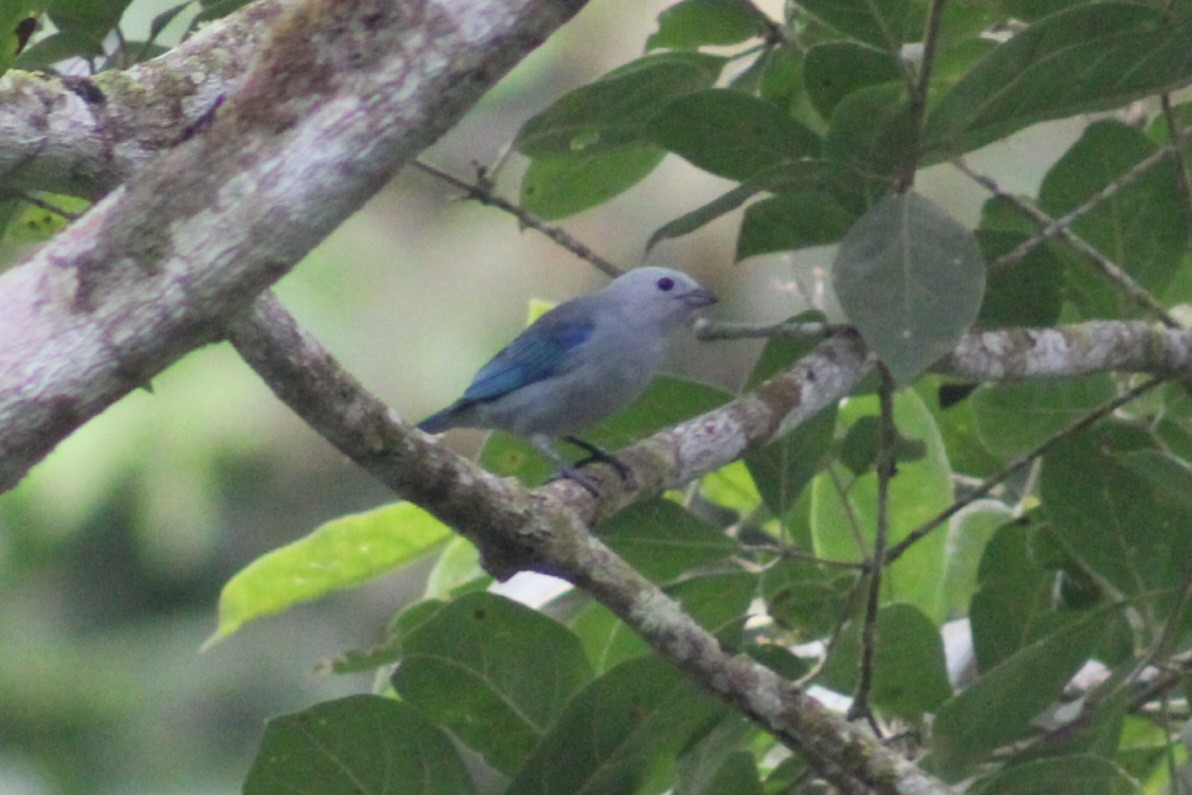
657,277,675,292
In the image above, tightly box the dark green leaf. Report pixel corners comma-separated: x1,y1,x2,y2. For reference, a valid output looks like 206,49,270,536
647,0,769,50
970,754,1139,795
1042,425,1192,603
149,2,191,40
47,0,131,45
923,5,1192,157
668,570,758,645
600,498,736,582
244,695,473,795
192,0,253,24
1038,120,1188,317
392,592,593,774
970,518,1073,670
930,611,1105,780
798,0,924,50
13,29,103,70
838,415,928,476
822,83,915,211
803,42,902,119
762,557,859,638
647,159,824,250
516,53,724,157
506,656,727,795
675,717,758,795
833,192,986,385
976,230,1064,328
646,89,821,180
520,144,667,220
971,376,1117,460
1119,449,1192,514
736,192,855,260
743,314,839,514
817,603,951,721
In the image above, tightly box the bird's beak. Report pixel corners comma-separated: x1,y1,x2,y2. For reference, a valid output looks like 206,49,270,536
683,287,718,308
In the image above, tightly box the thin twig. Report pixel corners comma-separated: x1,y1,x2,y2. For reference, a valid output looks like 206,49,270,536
884,378,1165,565
895,0,948,193
413,160,623,278
848,367,895,730
1161,94,1192,246
985,123,1192,274
1,190,82,221
693,317,851,341
955,158,1180,328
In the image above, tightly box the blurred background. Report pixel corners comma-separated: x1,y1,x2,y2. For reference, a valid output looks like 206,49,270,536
0,1,1084,792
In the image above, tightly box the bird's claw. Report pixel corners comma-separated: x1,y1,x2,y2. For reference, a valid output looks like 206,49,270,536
548,467,603,498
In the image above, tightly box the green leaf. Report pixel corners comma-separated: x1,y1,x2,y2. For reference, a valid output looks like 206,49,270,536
940,500,1012,619
971,376,1117,460
803,42,903,119
210,501,451,644
647,159,824,250
923,4,1192,157
391,592,593,774
506,656,727,795
823,83,914,210
424,536,488,599
47,0,131,47
833,192,986,385
976,230,1064,328
244,695,473,795
13,29,103,70
646,89,821,180
970,755,1140,795
818,603,952,722
3,194,89,242
668,570,758,645
520,144,667,220
679,750,763,795
600,498,736,583
1038,120,1188,317
569,601,651,672
970,517,1066,670
762,557,859,639
515,52,724,157
1042,425,1192,604
736,192,855,260
743,315,839,515
929,611,1105,780
811,389,953,622
0,3,44,76
797,0,924,50
646,0,769,50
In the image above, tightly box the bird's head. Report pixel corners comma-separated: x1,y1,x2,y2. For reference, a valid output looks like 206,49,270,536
602,266,717,329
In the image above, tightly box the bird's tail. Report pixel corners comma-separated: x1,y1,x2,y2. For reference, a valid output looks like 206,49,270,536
417,402,465,434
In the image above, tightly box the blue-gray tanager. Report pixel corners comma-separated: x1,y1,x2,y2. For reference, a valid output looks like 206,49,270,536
418,267,717,492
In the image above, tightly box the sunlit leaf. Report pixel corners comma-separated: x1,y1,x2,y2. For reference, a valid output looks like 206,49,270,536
210,502,452,644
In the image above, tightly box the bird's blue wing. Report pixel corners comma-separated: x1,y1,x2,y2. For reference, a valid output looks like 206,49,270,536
461,313,595,402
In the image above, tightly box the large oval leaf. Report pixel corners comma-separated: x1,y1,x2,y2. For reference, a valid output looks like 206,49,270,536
833,193,985,385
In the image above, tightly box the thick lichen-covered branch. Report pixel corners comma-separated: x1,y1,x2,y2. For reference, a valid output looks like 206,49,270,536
227,292,949,795
0,0,589,493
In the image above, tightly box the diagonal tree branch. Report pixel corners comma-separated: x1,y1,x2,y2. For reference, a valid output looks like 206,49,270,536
226,292,949,795
0,0,591,494
0,0,287,199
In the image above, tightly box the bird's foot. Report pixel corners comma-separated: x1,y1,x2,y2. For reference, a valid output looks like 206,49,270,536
548,467,603,498
564,436,635,487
